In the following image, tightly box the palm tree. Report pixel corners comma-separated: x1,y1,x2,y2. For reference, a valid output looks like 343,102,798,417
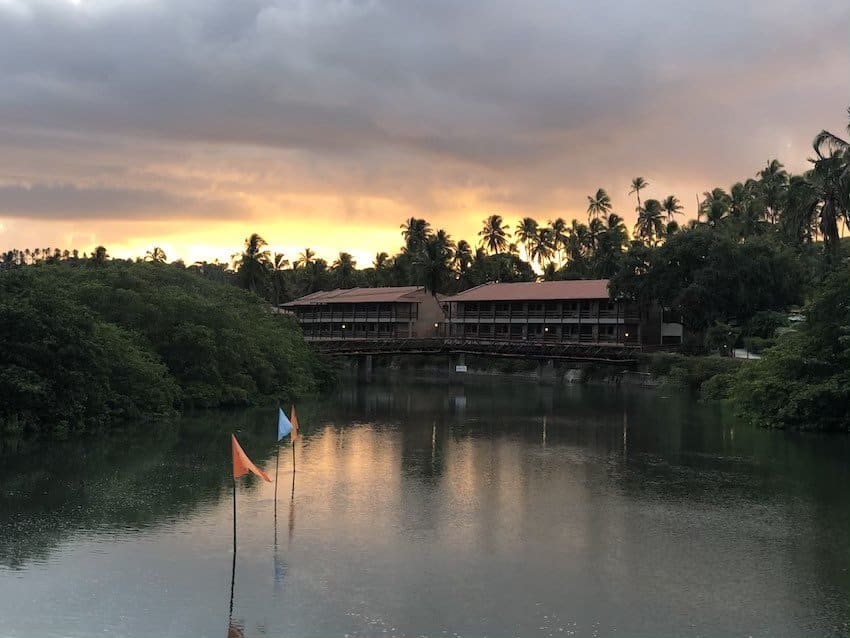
564,220,591,265
588,217,605,251
400,217,432,252
629,177,649,210
91,246,109,266
813,107,850,157
269,252,289,305
807,154,847,260
634,199,665,244
434,229,456,255
145,246,167,263
529,226,555,266
331,252,357,288
782,175,819,246
295,248,316,269
603,213,629,249
661,195,683,221
478,214,510,254
514,217,539,260
548,217,568,264
454,239,473,273
591,215,628,278
665,220,680,237
810,109,850,258
373,252,390,270
728,181,767,239
756,159,789,225
416,235,454,294
699,188,732,227
232,233,271,293
586,188,612,221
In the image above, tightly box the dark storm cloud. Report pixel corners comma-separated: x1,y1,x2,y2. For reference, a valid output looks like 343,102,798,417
0,0,847,224
0,182,238,219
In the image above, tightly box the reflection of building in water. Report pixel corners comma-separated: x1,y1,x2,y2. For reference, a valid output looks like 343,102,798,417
449,387,467,414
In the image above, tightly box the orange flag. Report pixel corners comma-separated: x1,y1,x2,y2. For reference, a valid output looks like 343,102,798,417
290,405,299,440
231,434,272,482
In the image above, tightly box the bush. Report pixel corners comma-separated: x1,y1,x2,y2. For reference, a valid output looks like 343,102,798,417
727,264,850,431
700,372,736,400
743,311,788,339
648,352,683,377
730,334,850,431
742,336,774,354
657,355,740,393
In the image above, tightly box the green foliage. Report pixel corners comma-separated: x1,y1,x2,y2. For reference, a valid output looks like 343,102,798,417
646,352,740,393
613,227,804,331
728,264,850,431
700,372,736,400
704,321,740,355
743,311,788,339
647,352,682,377
741,336,773,354
0,262,329,437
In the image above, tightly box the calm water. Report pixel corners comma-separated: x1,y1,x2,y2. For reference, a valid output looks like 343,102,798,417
1,380,848,638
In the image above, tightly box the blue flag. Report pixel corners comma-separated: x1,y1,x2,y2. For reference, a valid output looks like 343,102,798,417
277,407,294,441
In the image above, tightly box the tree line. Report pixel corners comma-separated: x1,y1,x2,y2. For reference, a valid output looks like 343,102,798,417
0,262,333,438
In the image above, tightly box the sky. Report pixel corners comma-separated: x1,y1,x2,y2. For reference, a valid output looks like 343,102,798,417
0,0,848,266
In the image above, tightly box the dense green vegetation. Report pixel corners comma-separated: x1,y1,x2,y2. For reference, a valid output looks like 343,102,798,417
704,264,850,432
0,262,332,438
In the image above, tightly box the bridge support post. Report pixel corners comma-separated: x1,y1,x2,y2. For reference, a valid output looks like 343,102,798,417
357,354,373,382
537,359,556,384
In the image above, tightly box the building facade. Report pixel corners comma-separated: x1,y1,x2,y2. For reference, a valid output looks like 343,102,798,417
282,286,445,339
443,280,652,345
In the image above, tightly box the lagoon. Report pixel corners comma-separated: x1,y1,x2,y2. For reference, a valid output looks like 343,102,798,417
1,380,848,638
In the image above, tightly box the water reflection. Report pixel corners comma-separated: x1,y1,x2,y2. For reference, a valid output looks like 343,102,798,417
1,379,849,637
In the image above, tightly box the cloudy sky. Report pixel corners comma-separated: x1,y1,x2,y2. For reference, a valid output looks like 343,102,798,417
0,0,847,264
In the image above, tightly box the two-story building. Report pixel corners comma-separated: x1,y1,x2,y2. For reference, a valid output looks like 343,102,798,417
281,286,445,339
443,280,653,345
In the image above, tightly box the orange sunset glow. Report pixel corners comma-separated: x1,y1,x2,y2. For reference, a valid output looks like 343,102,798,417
0,1,847,262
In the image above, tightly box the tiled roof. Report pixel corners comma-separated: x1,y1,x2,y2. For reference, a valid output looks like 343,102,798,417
281,286,426,306
445,280,610,302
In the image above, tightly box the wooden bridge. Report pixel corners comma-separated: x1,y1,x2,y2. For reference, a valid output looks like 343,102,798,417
306,337,649,365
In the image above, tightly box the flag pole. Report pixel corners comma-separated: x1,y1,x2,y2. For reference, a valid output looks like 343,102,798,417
229,476,237,621
274,441,280,501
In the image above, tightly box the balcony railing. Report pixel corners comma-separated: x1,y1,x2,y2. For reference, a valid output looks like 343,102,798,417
297,310,414,321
